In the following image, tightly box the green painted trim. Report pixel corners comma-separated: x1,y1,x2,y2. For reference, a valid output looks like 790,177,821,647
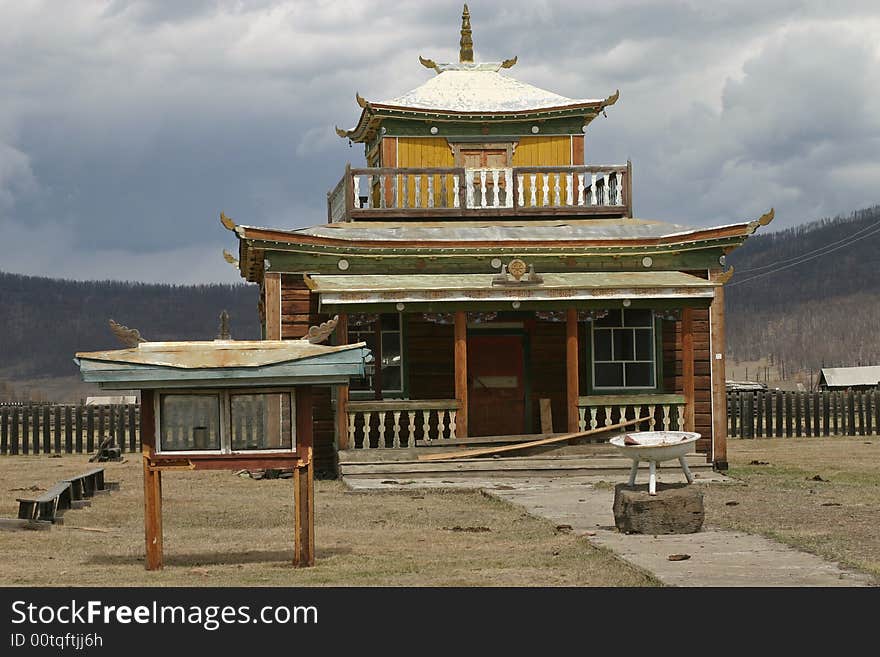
320,299,711,314
265,249,727,275
378,116,589,138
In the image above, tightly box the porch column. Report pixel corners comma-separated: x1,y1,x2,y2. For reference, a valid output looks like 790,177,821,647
709,270,729,469
263,272,281,339
566,309,580,433
335,313,350,450
454,310,468,438
682,308,696,433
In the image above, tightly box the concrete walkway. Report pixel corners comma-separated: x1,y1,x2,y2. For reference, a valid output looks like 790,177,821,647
344,472,874,587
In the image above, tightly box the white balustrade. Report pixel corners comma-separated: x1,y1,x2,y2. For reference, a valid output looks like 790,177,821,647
577,396,687,437
347,401,459,449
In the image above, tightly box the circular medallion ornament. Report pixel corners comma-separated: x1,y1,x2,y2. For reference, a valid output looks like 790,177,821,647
337,259,350,271
642,256,653,268
490,257,502,269
507,258,527,280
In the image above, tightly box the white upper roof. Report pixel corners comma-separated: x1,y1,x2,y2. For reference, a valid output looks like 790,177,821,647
376,69,604,114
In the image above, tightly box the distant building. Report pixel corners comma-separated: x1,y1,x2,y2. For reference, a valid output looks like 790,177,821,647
726,381,768,392
86,395,137,406
818,366,880,391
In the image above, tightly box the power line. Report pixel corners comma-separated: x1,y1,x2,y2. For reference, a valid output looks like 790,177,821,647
735,215,880,275
729,220,880,287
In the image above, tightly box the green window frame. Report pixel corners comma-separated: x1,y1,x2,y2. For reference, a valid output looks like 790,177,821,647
348,313,407,399
585,309,664,394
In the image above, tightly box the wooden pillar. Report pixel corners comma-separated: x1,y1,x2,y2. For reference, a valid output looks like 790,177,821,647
294,386,315,567
454,310,468,438
566,308,580,433
682,308,696,433
335,313,350,450
140,390,163,571
264,272,281,340
709,271,729,469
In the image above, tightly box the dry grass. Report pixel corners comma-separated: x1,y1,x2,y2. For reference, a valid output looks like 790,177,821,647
703,437,880,581
0,455,654,587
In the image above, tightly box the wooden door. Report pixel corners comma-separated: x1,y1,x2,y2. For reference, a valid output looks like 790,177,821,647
467,334,526,437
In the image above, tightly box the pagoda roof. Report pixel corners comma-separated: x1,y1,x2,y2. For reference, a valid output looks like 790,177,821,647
336,5,618,142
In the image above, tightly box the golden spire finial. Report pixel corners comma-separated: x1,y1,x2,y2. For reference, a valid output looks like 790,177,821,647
459,4,473,63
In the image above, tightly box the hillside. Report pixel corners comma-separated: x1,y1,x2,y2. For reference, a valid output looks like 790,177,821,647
0,272,260,383
726,205,880,372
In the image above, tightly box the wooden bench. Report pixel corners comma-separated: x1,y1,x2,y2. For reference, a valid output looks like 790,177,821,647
67,467,108,498
17,481,73,524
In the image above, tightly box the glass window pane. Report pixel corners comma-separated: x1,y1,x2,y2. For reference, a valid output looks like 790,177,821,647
594,309,621,327
624,309,653,327
635,329,654,360
625,362,654,387
382,366,402,392
381,331,401,365
160,394,220,451
380,313,401,331
350,330,378,391
230,393,293,451
593,329,612,360
612,329,635,361
594,363,624,388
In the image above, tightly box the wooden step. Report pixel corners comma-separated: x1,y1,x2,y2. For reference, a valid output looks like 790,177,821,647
339,454,712,480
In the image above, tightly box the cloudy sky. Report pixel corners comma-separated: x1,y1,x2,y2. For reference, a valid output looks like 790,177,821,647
2,0,878,284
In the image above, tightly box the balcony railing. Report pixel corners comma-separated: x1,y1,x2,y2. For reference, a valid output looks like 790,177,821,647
346,400,459,449
328,163,632,222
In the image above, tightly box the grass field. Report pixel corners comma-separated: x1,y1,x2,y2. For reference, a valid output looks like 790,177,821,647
703,436,880,580
0,455,655,587
1,436,877,586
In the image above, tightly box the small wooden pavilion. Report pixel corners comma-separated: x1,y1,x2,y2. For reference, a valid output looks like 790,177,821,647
76,338,369,569
225,5,772,473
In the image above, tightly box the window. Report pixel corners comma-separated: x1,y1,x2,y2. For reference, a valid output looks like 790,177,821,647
349,313,403,395
591,309,657,390
156,389,295,454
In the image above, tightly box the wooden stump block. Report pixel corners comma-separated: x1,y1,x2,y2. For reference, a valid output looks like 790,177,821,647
613,483,704,534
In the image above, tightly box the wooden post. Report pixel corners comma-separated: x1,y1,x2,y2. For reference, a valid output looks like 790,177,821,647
681,308,696,434
566,308,580,433
264,272,281,340
140,390,163,570
709,270,728,468
294,386,315,567
454,310,468,438
336,313,350,450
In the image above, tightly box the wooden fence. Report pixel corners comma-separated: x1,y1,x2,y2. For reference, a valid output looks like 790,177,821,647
0,403,140,456
727,389,880,438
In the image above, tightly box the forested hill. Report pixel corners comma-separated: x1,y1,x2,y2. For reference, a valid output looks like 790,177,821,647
726,205,880,370
0,272,260,379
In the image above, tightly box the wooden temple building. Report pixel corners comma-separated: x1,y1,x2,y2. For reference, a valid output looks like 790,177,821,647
224,5,773,474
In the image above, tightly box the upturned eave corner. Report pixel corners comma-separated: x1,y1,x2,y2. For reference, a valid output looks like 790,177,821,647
747,208,775,234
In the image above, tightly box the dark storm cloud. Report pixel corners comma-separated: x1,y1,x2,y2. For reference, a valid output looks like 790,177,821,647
0,0,878,283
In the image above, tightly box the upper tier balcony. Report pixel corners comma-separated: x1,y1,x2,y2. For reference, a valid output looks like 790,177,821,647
327,163,632,222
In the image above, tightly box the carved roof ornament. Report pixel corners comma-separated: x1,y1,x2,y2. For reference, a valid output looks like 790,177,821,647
109,319,147,348
492,259,544,286
220,211,237,232
217,310,231,340
715,266,735,284
747,208,775,234
222,249,238,266
301,315,340,344
460,4,473,63
355,92,370,109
